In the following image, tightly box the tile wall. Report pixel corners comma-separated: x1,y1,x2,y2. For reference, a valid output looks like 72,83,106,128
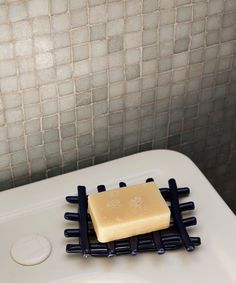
0,0,235,212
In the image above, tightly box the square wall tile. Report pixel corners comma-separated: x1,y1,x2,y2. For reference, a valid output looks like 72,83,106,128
54,47,71,66
9,2,27,22
8,122,24,139
91,40,107,57
58,80,74,96
108,2,123,20
51,0,68,14
59,95,75,111
126,16,141,33
20,72,36,90
143,0,158,13
109,36,123,53
54,32,70,48
60,110,75,124
91,24,106,40
52,13,70,32
28,0,49,17
34,36,53,53
124,32,141,49
15,39,33,57
125,64,140,80
13,20,32,41
159,0,174,9
177,6,192,22
24,104,41,120
25,119,41,134
74,60,91,76
33,16,51,35
69,0,87,10
5,108,23,124
36,53,53,70
92,71,107,87
40,83,57,101
0,60,16,77
43,115,58,130
71,9,88,28
143,13,159,29
3,93,22,109
0,5,7,25
18,57,35,73
90,4,106,24
42,100,58,116
160,10,175,25
77,105,92,121
208,0,224,16
1,76,18,93
57,63,71,80
89,0,106,7
77,120,92,136
107,19,124,37
125,0,141,17
0,24,11,42
71,27,89,45
27,133,42,147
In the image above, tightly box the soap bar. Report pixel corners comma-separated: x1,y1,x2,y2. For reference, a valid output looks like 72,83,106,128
88,182,170,243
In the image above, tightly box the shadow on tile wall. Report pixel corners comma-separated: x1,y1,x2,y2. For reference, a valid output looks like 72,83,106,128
0,0,235,213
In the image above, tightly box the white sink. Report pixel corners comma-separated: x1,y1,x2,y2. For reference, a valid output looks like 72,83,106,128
0,150,236,283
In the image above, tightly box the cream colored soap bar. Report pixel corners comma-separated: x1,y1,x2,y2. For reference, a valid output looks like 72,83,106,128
88,182,170,243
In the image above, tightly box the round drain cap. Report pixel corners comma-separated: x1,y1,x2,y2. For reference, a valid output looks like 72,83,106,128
11,234,52,266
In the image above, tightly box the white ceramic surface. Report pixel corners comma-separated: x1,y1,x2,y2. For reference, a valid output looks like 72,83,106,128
0,150,235,283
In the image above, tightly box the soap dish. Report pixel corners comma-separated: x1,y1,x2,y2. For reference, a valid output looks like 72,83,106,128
64,178,201,257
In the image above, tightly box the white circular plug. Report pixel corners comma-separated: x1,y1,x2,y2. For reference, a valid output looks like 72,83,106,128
11,234,52,266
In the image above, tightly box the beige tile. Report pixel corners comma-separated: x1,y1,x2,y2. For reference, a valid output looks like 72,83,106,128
0,24,11,42
35,52,54,70
90,4,106,24
74,60,91,76
15,39,33,57
0,60,16,77
0,43,14,61
52,13,70,32
34,35,53,53
9,2,27,22
28,0,49,17
51,0,68,14
13,20,32,40
0,5,8,24
33,16,51,35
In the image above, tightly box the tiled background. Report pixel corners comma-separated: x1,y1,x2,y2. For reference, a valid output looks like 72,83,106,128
0,0,235,213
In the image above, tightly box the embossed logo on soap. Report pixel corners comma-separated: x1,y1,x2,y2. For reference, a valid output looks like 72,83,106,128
129,196,144,208
106,199,121,208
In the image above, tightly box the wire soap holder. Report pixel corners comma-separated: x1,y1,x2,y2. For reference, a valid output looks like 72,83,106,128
64,178,201,257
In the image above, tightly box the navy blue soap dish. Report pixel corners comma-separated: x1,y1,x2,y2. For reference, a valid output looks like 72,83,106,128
64,178,201,257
